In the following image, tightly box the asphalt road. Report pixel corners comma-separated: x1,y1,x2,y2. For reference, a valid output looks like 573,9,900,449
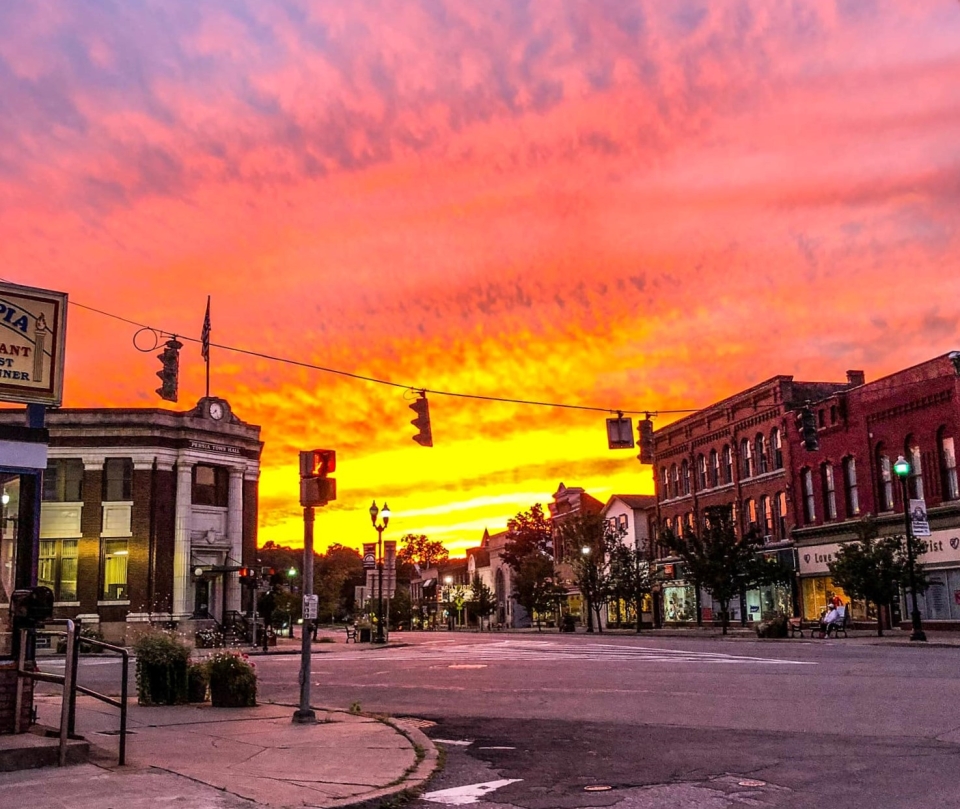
39,632,960,808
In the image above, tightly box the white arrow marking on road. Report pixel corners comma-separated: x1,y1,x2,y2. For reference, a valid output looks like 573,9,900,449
423,779,522,805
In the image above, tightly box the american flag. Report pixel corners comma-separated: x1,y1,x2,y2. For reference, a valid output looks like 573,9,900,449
201,296,211,361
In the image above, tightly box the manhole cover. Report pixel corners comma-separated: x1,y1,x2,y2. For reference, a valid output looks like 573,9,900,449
738,779,766,788
584,785,613,792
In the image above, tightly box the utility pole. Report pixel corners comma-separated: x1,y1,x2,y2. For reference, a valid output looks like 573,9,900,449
292,505,316,723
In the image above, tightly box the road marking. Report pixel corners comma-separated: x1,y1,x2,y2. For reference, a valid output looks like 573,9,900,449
447,664,487,669
477,746,515,750
423,778,522,805
433,738,473,746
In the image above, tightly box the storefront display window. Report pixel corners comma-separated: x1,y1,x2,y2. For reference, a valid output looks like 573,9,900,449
745,582,792,621
801,576,871,622
0,474,21,656
663,584,696,622
918,570,960,621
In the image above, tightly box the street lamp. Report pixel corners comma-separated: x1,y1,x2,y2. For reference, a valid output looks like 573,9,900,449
893,455,927,642
443,575,453,629
369,500,391,643
581,546,594,633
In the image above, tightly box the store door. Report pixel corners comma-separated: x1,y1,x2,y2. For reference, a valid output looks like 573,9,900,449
194,579,211,618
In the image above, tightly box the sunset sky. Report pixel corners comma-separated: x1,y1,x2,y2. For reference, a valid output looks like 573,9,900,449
2,1,958,556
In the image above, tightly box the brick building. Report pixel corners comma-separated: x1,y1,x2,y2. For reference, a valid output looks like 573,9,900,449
653,373,860,624
789,352,960,628
0,397,261,644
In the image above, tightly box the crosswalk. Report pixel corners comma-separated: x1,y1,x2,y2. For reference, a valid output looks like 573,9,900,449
308,639,814,666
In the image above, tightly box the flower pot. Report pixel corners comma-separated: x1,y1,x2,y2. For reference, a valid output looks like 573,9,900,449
209,679,256,708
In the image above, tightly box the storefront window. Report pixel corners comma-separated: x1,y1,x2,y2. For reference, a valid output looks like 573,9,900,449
917,570,960,621
745,582,792,621
0,475,21,656
663,584,696,622
38,539,78,602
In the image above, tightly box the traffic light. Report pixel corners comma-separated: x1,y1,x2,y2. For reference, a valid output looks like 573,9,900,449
299,449,337,506
155,338,182,402
797,407,819,451
638,417,655,464
409,392,433,447
238,567,257,586
299,449,336,478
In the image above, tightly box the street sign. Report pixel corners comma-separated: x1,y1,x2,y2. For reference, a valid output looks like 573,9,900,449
362,543,376,569
303,594,318,620
910,499,931,537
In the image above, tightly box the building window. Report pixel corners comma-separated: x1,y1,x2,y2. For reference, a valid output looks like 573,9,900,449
192,465,229,507
101,538,129,600
618,514,629,533
740,438,753,478
103,458,133,502
843,457,860,517
818,409,826,428
722,445,733,484
760,495,773,538
822,463,837,521
802,468,816,523
697,455,707,490
42,459,83,502
670,464,679,499
876,447,894,512
660,467,668,498
776,491,788,538
830,405,838,424
681,460,690,496
771,428,783,469
905,436,924,501
755,434,768,475
744,498,757,532
939,429,958,501
38,539,78,601
710,449,720,487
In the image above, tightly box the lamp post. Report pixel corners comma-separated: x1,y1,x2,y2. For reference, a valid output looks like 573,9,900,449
581,546,594,633
369,500,390,644
893,455,927,642
443,575,453,629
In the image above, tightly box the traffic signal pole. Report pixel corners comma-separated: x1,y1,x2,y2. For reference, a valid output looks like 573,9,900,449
292,505,317,724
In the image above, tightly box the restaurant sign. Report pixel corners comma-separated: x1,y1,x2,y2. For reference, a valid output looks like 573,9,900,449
0,281,68,406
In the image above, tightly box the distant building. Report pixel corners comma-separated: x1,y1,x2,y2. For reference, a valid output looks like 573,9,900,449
549,482,603,625
600,494,657,628
0,397,261,644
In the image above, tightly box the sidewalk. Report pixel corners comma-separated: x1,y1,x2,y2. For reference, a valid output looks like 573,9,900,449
2,688,438,809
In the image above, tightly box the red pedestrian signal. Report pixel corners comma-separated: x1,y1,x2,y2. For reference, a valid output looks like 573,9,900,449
299,449,336,478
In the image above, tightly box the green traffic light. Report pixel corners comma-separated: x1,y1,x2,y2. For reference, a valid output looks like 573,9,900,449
893,456,911,477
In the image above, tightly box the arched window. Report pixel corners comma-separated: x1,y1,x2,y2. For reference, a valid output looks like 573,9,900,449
771,428,783,469
740,438,753,478
670,464,679,499
744,498,758,531
939,427,958,501
660,467,669,499
722,445,733,484
710,449,720,487
760,495,773,537
876,445,894,512
905,436,923,500
821,463,837,520
843,457,859,517
755,433,768,475
680,460,690,496
697,454,707,490
776,491,788,538
801,468,816,523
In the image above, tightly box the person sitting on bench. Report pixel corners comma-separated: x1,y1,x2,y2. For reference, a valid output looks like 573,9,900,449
819,604,840,637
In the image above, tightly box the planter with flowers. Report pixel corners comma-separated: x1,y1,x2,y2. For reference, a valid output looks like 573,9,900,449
133,630,191,706
207,650,257,708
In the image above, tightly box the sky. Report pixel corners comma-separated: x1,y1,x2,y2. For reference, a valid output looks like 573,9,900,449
2,1,959,556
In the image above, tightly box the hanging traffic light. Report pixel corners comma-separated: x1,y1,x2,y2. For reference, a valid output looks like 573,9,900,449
409,392,433,447
155,338,182,402
796,407,819,451
638,417,655,464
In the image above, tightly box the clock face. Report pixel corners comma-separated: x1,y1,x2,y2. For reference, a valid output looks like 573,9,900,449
209,402,224,420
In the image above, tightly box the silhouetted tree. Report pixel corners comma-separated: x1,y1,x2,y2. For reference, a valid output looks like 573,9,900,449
470,573,497,631
554,510,619,633
397,533,449,571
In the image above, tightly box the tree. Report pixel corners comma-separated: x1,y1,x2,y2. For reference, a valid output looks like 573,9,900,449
397,533,449,571
553,511,618,633
314,544,364,623
828,518,927,637
659,505,767,635
608,540,653,633
501,504,553,570
513,554,564,631
470,573,497,631
388,586,412,630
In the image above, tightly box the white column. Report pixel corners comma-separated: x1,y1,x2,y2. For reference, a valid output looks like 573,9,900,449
226,468,244,613
172,463,194,620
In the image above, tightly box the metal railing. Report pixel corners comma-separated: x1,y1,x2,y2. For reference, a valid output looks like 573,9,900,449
16,620,129,766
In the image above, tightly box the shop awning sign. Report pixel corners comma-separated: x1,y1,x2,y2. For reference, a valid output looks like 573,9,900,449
910,500,931,537
0,281,68,406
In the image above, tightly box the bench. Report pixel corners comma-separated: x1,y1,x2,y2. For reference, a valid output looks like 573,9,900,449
344,624,357,643
812,606,849,639
788,617,804,638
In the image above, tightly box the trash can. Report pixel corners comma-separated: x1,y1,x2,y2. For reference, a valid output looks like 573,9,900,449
359,627,372,643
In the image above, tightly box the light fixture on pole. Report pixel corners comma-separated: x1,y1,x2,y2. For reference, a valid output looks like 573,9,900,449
581,545,594,633
369,500,391,644
893,455,927,642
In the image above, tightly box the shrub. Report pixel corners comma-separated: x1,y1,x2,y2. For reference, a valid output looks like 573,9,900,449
56,627,106,654
756,614,789,639
207,650,257,708
187,662,209,703
195,626,223,648
133,631,191,705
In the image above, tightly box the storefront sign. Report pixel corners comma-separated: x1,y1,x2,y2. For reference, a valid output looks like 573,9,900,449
189,440,241,455
0,281,68,406
798,543,842,575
